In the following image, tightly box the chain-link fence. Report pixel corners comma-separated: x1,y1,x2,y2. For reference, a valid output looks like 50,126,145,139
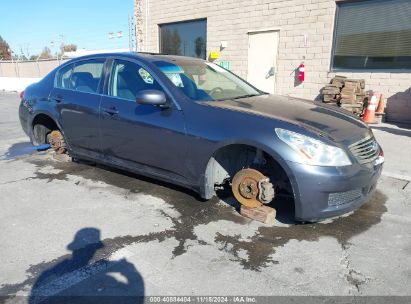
0,58,69,78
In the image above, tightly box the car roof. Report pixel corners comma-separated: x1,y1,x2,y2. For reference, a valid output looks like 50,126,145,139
66,52,204,65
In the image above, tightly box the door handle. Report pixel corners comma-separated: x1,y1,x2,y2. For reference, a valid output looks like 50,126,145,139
102,107,119,115
51,95,64,103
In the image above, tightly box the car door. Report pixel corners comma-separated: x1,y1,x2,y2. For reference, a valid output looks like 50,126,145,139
50,58,105,156
99,58,188,179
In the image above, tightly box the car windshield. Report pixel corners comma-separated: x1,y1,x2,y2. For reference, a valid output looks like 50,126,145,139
153,59,263,101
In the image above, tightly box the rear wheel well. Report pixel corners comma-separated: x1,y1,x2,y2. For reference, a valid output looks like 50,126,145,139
32,114,59,145
203,144,292,200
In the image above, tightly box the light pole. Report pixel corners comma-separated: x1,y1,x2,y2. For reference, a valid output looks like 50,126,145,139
108,31,123,39
9,49,19,77
50,34,64,60
108,31,124,51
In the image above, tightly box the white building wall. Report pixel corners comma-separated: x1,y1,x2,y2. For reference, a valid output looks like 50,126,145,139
135,0,411,123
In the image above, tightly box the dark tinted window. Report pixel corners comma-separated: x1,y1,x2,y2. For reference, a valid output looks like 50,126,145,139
108,60,163,101
70,60,105,93
332,0,411,70
160,19,207,59
56,64,74,89
56,60,105,92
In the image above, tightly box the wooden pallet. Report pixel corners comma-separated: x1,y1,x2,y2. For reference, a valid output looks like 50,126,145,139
322,76,368,115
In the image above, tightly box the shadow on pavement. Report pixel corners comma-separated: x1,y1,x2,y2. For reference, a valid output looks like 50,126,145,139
2,142,50,160
371,126,411,137
29,228,144,304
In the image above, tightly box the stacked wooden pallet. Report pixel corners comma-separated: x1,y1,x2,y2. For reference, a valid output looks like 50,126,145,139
322,84,340,105
322,76,368,115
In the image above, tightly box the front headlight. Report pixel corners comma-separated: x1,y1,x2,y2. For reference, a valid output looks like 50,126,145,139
275,128,351,166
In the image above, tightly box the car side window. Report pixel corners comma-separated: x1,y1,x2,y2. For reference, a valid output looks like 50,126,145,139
71,60,105,93
109,60,163,101
56,64,74,89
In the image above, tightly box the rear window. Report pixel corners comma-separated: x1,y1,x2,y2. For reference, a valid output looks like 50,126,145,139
56,59,105,93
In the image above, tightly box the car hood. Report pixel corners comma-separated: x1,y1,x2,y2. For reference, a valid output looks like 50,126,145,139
202,94,370,145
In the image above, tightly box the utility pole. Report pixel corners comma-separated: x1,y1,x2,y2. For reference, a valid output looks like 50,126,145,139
59,34,64,61
128,14,132,51
128,14,131,51
128,14,137,52
60,34,65,47
132,15,137,52
51,34,64,60
10,49,19,77
135,0,144,52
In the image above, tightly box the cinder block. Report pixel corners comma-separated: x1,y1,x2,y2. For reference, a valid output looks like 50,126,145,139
240,205,276,224
53,153,72,163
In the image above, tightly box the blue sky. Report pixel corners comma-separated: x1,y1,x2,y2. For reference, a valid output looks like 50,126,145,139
0,0,134,56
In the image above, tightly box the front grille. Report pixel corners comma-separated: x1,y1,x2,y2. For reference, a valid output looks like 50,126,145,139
348,135,379,164
328,189,362,207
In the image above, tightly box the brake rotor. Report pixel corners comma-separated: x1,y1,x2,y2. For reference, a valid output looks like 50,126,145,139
47,130,67,154
232,168,274,208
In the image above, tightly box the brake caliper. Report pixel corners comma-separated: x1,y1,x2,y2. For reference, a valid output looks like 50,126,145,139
258,177,275,204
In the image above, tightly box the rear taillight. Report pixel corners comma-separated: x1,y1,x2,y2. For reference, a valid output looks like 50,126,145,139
19,90,25,101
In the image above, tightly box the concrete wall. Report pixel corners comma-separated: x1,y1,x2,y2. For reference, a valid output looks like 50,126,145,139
0,59,69,92
0,59,68,78
0,57,120,92
135,0,411,124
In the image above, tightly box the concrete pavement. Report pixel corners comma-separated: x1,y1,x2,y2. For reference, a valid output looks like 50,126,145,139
371,123,411,180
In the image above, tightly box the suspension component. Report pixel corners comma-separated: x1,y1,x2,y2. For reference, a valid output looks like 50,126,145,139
231,168,275,208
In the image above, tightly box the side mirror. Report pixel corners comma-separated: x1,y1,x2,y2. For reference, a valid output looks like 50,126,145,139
136,90,167,106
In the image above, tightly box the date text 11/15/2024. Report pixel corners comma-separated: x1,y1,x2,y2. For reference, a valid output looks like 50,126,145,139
149,296,257,303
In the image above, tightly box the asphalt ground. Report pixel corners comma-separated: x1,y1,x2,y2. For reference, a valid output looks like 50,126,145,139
0,92,410,303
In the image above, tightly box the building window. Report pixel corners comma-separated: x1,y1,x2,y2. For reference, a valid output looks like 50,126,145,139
159,19,207,59
332,0,411,70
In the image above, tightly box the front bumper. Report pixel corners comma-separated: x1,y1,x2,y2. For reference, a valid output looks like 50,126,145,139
287,157,383,221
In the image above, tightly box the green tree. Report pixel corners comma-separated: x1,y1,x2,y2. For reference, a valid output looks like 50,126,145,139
0,35,12,60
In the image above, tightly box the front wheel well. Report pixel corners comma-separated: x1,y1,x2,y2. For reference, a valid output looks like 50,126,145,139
31,114,59,145
202,144,292,200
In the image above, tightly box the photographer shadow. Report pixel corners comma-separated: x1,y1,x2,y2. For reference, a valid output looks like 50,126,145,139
29,227,144,304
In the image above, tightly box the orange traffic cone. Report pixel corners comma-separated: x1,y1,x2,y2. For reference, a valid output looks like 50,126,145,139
363,92,377,124
375,93,386,124
376,93,385,113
